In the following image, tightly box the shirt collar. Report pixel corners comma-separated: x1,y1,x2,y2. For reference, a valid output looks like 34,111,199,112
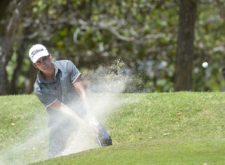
37,63,61,83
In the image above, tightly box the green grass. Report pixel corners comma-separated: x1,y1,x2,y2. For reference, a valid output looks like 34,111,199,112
0,95,48,164
109,93,225,144
1,93,225,165
34,141,225,165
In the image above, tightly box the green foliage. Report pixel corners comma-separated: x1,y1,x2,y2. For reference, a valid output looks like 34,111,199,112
193,1,225,91
4,0,225,93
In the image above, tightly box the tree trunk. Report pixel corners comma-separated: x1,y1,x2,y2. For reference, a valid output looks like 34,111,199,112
175,0,198,91
0,0,32,95
0,0,11,94
11,43,25,94
0,59,9,95
0,0,11,22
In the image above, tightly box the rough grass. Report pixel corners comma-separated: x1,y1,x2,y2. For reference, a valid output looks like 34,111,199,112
0,95,48,164
109,93,225,144
0,93,225,165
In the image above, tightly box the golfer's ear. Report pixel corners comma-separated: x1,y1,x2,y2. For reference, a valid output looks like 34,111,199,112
49,54,53,60
33,63,38,69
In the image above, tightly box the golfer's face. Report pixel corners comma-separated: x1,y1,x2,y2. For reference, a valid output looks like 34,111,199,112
34,55,52,71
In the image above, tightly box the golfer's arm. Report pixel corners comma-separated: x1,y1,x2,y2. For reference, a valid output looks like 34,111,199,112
72,75,89,110
48,100,68,110
47,99,89,125
47,75,89,111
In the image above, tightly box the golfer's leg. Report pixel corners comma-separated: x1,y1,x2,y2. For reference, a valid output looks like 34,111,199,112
48,126,64,158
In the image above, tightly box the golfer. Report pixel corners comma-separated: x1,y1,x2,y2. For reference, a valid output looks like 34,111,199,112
29,44,112,158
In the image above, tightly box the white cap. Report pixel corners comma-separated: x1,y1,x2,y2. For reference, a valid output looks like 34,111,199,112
29,44,49,63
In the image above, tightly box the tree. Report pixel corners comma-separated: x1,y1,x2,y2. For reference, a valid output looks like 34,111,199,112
1,0,225,94
175,0,198,91
0,0,12,94
0,0,31,95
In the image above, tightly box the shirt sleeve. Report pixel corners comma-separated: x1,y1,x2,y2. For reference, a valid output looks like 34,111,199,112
34,83,57,108
66,60,81,83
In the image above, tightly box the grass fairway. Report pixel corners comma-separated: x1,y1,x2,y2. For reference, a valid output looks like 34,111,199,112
0,93,225,164
0,95,48,164
35,141,225,165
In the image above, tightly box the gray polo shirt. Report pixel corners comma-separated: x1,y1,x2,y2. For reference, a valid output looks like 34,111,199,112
34,60,81,109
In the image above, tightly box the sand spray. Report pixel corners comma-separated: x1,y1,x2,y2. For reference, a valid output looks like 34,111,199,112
0,61,129,164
